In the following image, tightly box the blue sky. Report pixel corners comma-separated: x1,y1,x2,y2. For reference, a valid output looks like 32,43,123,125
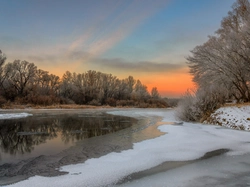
0,0,236,97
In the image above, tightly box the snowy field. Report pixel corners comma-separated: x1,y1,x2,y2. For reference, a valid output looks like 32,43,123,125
3,108,250,187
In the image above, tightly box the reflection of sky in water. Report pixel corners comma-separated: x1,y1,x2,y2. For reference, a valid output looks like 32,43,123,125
0,112,134,164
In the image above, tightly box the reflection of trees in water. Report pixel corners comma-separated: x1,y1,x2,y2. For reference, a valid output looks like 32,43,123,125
60,115,132,144
0,118,59,155
0,114,133,156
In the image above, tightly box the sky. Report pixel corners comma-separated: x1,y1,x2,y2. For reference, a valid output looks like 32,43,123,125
0,0,236,97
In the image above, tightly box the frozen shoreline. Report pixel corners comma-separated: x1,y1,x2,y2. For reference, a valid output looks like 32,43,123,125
2,108,250,187
204,104,250,131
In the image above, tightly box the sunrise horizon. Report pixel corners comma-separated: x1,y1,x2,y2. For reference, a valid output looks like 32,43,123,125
0,0,235,98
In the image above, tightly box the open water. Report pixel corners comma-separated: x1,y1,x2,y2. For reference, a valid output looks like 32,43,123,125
0,110,135,165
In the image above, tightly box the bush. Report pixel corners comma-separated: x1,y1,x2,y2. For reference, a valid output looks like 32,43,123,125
147,98,168,108
88,99,101,106
0,96,7,107
166,98,180,107
59,97,76,105
17,94,61,106
116,100,135,107
176,90,201,121
105,98,117,107
137,102,149,108
176,87,226,122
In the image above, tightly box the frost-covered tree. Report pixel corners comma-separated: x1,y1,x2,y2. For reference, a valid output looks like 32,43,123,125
60,71,77,102
151,87,160,99
0,50,7,88
0,50,6,68
3,60,37,98
125,76,136,96
187,0,250,102
0,50,7,103
99,73,118,104
0,53,164,107
34,70,60,95
132,80,150,101
179,0,250,121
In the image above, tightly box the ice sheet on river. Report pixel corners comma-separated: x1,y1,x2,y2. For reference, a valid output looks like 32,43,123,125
0,113,32,120
5,109,250,187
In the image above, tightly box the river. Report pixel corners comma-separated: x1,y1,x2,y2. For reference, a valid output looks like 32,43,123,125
0,108,163,185
2,108,250,187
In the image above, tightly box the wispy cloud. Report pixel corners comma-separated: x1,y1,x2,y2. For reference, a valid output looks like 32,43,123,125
25,50,91,73
68,0,170,61
2,0,171,75
91,57,185,73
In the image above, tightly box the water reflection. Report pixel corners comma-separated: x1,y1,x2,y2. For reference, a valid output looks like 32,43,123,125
0,113,133,158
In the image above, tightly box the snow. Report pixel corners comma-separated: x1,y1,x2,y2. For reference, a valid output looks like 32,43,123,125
117,153,250,187
0,112,32,120
4,108,250,187
205,105,250,131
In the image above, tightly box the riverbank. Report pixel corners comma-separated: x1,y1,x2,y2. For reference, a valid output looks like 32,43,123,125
204,103,250,131
0,99,168,110
0,108,164,186
0,104,106,110
2,108,250,187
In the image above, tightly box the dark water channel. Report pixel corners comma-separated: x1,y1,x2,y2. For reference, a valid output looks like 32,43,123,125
0,111,135,165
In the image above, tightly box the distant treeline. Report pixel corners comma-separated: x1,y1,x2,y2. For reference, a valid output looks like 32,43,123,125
0,52,167,108
178,0,250,121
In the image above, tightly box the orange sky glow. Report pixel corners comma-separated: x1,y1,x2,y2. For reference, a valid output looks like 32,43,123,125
1,0,235,98
140,70,194,98
46,65,194,98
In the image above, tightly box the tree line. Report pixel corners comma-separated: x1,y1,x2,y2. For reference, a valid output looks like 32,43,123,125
178,0,250,121
0,51,167,108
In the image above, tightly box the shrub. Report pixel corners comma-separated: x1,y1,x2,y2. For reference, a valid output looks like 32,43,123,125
18,94,61,106
138,102,149,108
116,100,135,107
166,98,180,107
176,87,226,122
105,98,117,107
147,98,168,108
59,97,76,105
88,99,101,106
176,90,200,121
0,96,7,107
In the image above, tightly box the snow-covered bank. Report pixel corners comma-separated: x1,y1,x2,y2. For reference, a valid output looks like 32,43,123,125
0,113,32,120
4,108,250,187
205,105,250,131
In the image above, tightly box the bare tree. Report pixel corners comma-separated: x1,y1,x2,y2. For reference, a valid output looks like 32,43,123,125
132,80,150,101
60,71,77,102
0,50,7,88
151,87,160,99
3,60,37,98
187,0,250,102
99,73,117,104
125,76,136,96
179,0,250,121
